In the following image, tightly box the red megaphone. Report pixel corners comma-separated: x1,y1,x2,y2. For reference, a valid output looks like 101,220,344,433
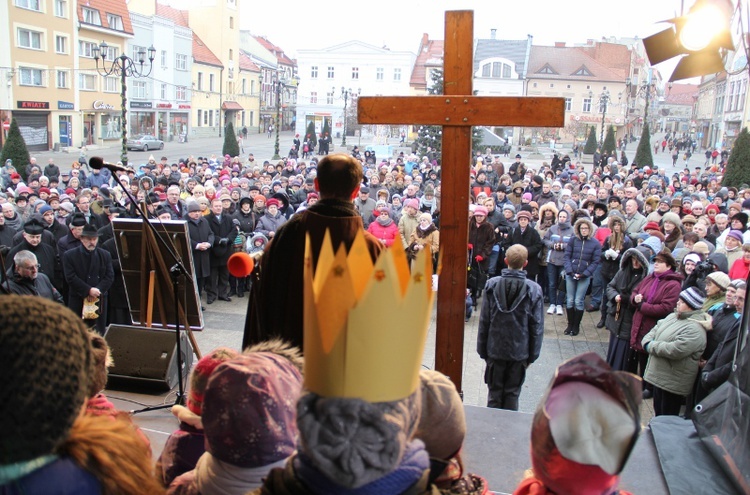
227,252,255,278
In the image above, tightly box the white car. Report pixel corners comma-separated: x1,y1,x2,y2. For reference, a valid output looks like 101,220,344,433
128,134,164,151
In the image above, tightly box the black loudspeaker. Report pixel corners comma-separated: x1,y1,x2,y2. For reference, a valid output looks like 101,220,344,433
104,325,193,391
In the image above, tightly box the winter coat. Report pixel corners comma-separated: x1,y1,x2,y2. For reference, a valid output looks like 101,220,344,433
156,406,206,487
354,197,377,228
535,203,558,266
605,248,649,340
563,218,601,278
207,213,237,267
62,245,114,334
600,218,633,280
0,457,101,494
255,211,287,239
543,221,574,267
399,213,420,249
4,271,63,302
477,269,544,363
629,270,684,352
504,225,543,278
642,308,709,396
706,303,738,361
702,314,741,391
408,224,439,256
469,220,495,272
233,209,258,234
187,216,214,279
367,219,400,247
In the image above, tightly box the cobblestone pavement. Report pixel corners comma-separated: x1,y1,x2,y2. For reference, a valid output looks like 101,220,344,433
196,292,655,425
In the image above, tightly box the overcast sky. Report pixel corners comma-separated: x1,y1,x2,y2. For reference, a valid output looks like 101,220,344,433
241,0,687,69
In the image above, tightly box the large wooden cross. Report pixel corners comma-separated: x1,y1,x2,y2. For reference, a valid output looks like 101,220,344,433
358,10,564,393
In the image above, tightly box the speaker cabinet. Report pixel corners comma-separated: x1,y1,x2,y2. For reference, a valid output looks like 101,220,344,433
104,325,193,391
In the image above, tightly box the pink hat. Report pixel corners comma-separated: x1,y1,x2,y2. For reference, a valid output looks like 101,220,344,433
404,198,419,210
522,192,533,201
474,206,488,217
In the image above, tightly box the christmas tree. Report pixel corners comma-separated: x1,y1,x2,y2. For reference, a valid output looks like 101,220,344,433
0,119,30,180
602,125,616,157
633,124,653,168
722,127,750,188
222,121,240,157
583,126,598,154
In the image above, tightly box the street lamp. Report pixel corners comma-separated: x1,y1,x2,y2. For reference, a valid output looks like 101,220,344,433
271,73,287,160
336,86,360,147
589,89,613,146
626,77,657,134
92,41,155,168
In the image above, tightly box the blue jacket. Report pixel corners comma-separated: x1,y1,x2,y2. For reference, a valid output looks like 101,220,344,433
0,457,100,494
564,218,601,278
477,268,544,363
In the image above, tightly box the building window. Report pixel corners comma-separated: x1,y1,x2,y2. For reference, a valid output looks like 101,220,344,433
55,35,67,54
376,68,384,80
208,110,214,127
311,66,318,78
80,41,99,58
492,62,501,77
532,82,537,88
175,54,187,70
241,78,246,94
197,72,203,91
394,68,401,81
103,76,117,92
176,86,187,101
564,97,572,111
583,98,592,112
481,64,490,77
503,64,511,78
209,74,215,92
107,13,123,30
56,70,68,88
549,83,554,88
82,7,101,25
197,110,202,126
326,91,333,104
103,45,118,60
19,68,44,86
54,0,66,17
327,66,334,78
15,0,41,11
566,84,571,89
352,67,359,79
161,50,167,67
161,83,167,99
78,73,96,91
229,17,233,28
310,92,318,104
132,81,146,98
17,28,42,50
131,45,146,60
203,110,209,125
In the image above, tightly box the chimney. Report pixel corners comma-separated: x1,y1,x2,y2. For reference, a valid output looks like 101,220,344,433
555,42,565,48
490,29,497,40
422,33,428,47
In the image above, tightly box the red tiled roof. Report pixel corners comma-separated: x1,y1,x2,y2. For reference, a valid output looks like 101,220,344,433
528,44,630,82
78,0,133,35
239,51,260,71
193,32,222,68
253,36,295,66
410,33,444,89
155,3,189,27
665,83,698,104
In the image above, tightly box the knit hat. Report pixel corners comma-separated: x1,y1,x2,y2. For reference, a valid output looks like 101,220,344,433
187,201,201,213
307,192,319,201
0,296,92,463
415,370,466,460
187,347,239,415
202,352,302,467
644,221,660,232
522,192,533,201
419,212,432,223
661,212,682,229
732,212,749,229
693,241,711,255
473,206,488,217
404,198,419,210
296,389,422,489
39,204,53,215
727,230,744,243
517,210,533,221
680,287,706,310
681,214,698,225
683,253,702,266
706,271,730,291
266,198,280,208
524,353,641,495
58,202,75,214
503,204,517,214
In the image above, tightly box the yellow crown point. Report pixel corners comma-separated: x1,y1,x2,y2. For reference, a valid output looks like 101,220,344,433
303,230,434,402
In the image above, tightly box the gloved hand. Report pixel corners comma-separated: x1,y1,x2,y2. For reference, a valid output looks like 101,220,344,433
468,243,473,251
232,218,240,228
219,238,229,247
605,248,618,260
475,255,483,262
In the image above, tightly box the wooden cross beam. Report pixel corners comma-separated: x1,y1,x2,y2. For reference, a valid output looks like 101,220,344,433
357,10,564,393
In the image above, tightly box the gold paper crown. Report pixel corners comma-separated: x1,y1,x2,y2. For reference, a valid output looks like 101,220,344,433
303,230,434,403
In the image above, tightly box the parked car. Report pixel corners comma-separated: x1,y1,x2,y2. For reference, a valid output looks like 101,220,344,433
128,134,164,151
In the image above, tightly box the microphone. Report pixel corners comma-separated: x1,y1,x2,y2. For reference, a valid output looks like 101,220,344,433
227,252,255,278
89,156,128,173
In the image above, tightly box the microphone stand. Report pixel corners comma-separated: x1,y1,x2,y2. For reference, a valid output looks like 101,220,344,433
108,171,192,414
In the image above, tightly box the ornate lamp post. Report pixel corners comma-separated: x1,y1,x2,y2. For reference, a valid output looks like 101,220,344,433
589,89,612,146
626,77,657,134
92,42,155,167
271,73,287,159
337,86,360,147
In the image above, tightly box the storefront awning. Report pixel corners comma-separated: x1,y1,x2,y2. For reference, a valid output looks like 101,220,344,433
222,101,243,111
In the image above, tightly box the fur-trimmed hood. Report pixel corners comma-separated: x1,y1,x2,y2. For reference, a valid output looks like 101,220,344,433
538,201,559,221
620,246,650,270
573,217,596,239
243,337,303,375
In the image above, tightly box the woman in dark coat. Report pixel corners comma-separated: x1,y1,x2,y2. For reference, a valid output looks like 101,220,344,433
186,202,214,299
468,205,495,302
597,215,632,328
629,251,683,397
605,246,649,371
563,217,601,336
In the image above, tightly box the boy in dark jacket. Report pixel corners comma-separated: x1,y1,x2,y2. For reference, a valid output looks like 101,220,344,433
477,244,544,411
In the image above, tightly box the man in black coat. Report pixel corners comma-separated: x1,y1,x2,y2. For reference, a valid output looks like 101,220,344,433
6,218,60,290
206,198,236,304
186,201,213,303
0,212,16,249
62,223,114,334
3,249,63,303
40,204,68,242
57,212,86,260
162,185,186,220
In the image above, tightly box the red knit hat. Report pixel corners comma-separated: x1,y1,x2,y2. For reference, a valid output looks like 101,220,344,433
187,347,239,415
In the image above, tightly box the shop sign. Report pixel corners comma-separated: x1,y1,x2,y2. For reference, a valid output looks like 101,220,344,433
58,101,74,110
17,101,49,109
178,104,191,109
130,101,153,109
93,100,115,110
156,103,172,109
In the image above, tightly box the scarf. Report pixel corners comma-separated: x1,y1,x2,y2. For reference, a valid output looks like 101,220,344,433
645,270,671,304
0,455,58,484
194,451,286,495
417,224,437,237
294,441,429,495
376,216,393,227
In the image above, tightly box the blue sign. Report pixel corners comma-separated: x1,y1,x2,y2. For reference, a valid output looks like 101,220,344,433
58,101,74,110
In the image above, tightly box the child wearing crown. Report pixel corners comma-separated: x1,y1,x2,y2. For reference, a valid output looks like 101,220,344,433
477,244,545,411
